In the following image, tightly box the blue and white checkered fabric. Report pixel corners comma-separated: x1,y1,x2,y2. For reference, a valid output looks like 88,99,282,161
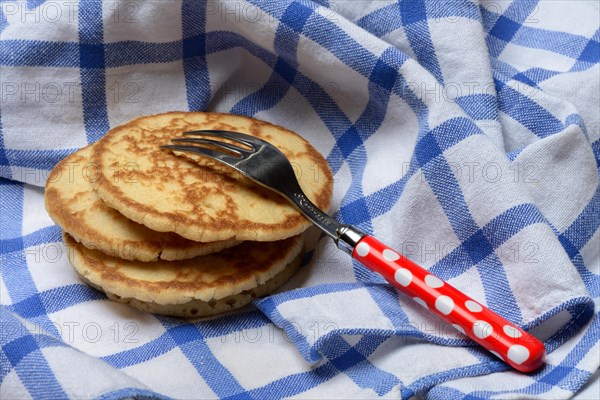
1,0,599,398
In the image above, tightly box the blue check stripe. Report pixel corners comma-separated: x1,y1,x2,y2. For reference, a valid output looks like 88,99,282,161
232,2,313,116
3,149,77,172
106,41,183,67
1,309,68,397
321,335,400,395
484,0,540,58
0,225,60,254
495,77,565,138
0,40,80,66
558,186,600,297
164,323,247,398
0,8,7,34
7,284,105,317
78,0,109,143
222,335,398,399
182,0,210,111
0,115,8,180
399,0,444,83
356,4,403,38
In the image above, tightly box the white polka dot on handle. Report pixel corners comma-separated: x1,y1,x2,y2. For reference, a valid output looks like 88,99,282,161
465,300,483,312
473,320,493,339
507,344,530,365
435,295,454,315
356,242,370,257
452,324,465,335
382,249,400,261
424,275,444,289
503,325,522,338
413,297,428,309
394,268,413,287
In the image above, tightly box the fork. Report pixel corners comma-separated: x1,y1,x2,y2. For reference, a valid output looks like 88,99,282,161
162,129,546,373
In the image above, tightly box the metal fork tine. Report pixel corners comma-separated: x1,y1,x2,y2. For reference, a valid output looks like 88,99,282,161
183,129,259,148
160,144,241,163
171,137,246,157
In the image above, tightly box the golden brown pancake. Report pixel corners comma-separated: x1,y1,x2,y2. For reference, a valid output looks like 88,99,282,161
91,112,333,242
64,232,304,318
45,145,239,261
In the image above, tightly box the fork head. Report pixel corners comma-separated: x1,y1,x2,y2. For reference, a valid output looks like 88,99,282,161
161,129,342,240
161,129,303,198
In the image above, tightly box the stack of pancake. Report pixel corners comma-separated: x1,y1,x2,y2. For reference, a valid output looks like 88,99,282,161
45,112,333,318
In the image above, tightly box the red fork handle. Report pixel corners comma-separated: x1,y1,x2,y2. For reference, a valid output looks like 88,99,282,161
352,235,546,373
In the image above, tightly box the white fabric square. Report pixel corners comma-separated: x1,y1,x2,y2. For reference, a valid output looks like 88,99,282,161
276,287,395,348
102,1,182,43
295,239,357,287
498,224,588,323
499,42,576,73
0,275,12,306
371,336,480,386
539,65,600,144
580,228,600,276
297,34,370,123
123,347,217,398
362,94,419,196
1,66,87,151
429,18,494,98
382,26,414,59
44,346,150,398
105,61,188,128
371,174,460,269
206,48,260,108
1,0,80,42
254,88,322,147
207,48,277,115
205,0,279,54
9,166,57,188
22,184,55,236
330,1,392,23
312,7,390,61
26,241,79,294
438,371,572,400
267,88,337,158
445,134,529,228
527,1,599,38
498,110,540,153
0,370,31,400
288,371,381,400
399,58,471,130
206,324,311,390
512,124,598,231
49,301,166,357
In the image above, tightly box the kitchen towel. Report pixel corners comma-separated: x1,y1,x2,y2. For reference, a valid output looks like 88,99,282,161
1,0,598,398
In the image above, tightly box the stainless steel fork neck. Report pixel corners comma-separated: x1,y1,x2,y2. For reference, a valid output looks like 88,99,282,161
287,192,365,255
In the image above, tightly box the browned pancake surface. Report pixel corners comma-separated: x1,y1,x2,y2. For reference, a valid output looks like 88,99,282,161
92,112,333,242
64,232,304,307
45,145,239,261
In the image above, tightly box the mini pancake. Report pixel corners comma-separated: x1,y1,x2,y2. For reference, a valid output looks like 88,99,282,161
64,232,304,318
45,145,239,261
91,112,333,242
